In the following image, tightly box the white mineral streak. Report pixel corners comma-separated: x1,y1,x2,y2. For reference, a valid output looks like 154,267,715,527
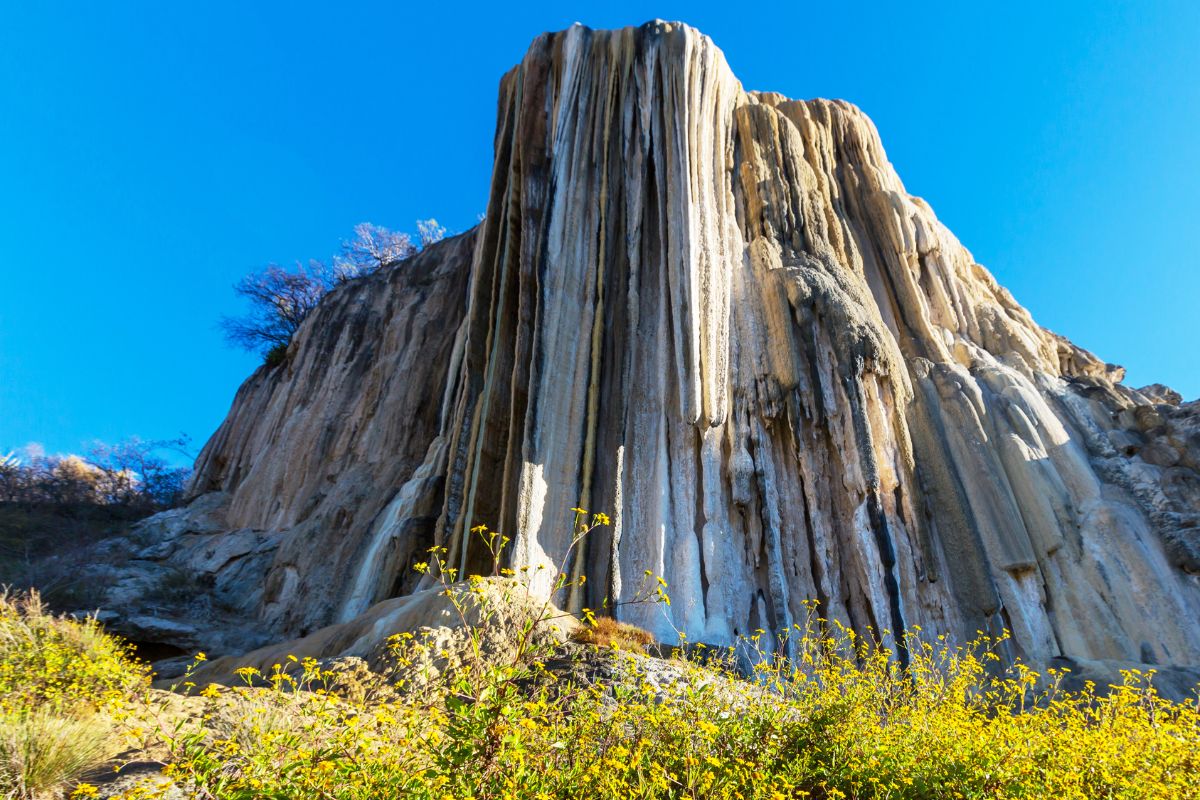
339,436,448,622
432,21,1200,669
176,21,1200,680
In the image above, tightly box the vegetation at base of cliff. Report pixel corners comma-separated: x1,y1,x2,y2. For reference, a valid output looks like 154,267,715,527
3,517,1198,799
0,591,149,799
124,625,1199,800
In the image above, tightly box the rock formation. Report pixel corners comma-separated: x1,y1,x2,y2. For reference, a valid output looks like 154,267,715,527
113,21,1200,683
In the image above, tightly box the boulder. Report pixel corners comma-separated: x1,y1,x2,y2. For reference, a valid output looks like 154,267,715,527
191,577,576,687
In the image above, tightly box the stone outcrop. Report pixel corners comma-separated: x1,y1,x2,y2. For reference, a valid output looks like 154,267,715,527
190,577,575,688
124,21,1200,681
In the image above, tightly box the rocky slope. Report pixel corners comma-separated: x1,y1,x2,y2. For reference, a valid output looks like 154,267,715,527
109,21,1200,681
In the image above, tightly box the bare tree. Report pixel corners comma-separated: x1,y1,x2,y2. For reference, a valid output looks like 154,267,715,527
50,456,109,505
87,435,192,509
333,223,417,280
0,438,192,510
416,218,447,249
220,261,329,356
0,452,103,506
222,220,448,362
0,453,20,502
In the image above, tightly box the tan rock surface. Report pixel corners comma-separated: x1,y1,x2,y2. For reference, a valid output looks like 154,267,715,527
122,21,1199,679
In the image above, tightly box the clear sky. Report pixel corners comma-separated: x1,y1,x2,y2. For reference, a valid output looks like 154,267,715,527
1,1,1197,459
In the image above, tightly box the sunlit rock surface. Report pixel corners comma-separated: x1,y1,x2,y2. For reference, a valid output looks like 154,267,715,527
131,21,1200,678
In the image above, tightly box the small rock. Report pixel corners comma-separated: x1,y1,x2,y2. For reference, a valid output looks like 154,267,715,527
1140,441,1181,468
1163,528,1200,573
1138,383,1183,406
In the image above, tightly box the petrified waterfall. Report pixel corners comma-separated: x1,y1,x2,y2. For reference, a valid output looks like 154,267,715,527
158,21,1200,679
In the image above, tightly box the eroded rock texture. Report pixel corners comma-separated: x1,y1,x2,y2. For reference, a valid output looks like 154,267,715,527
175,231,476,642
133,21,1200,678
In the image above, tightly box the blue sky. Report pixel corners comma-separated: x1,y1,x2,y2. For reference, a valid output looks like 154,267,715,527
1,1,1197,459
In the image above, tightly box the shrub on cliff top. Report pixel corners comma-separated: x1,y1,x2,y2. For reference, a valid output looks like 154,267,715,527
221,220,447,362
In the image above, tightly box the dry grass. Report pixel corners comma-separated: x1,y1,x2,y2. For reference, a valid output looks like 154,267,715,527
570,616,655,652
0,709,114,799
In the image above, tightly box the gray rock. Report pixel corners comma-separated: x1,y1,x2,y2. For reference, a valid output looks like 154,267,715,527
1163,528,1200,573
121,615,200,641
1107,429,1145,455
93,764,185,800
1142,441,1181,468
1138,383,1184,405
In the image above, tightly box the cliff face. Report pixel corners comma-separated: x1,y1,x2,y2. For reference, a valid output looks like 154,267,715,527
141,21,1199,676
183,230,476,637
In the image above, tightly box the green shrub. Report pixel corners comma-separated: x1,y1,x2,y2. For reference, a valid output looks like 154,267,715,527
0,590,149,714
263,343,288,368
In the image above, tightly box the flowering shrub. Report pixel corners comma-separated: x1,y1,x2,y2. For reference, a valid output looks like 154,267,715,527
0,590,148,714
0,590,148,798
5,515,1194,799
120,623,1199,800
113,514,1200,800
